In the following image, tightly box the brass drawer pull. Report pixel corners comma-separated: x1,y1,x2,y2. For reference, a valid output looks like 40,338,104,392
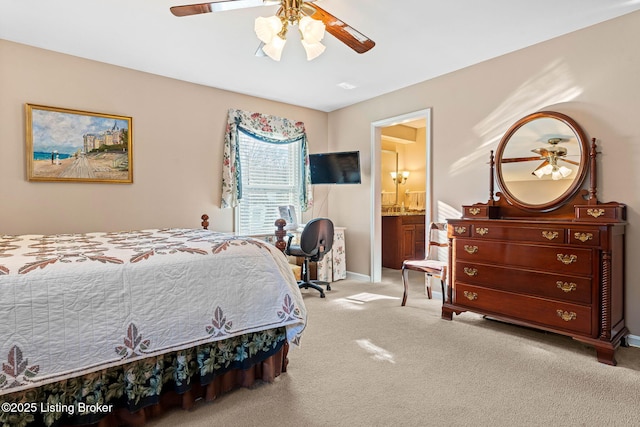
476,227,489,236
587,208,605,218
463,267,478,276
556,281,577,293
557,254,578,265
463,291,478,301
556,310,577,322
542,231,558,240
469,208,481,216
454,226,467,234
574,232,593,243
464,245,478,254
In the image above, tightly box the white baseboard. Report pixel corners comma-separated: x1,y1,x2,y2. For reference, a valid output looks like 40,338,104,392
626,334,640,348
345,271,370,282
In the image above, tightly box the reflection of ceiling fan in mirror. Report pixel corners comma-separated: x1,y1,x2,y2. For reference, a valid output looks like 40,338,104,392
170,0,375,61
501,138,580,180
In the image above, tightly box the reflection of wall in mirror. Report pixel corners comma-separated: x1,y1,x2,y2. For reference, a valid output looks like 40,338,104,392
502,179,573,205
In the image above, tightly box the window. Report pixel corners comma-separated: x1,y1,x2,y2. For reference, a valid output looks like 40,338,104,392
236,129,303,235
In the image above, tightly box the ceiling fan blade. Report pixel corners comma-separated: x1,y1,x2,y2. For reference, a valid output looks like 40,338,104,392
255,42,267,57
501,156,544,163
559,158,580,166
302,3,375,54
170,0,277,17
532,147,552,157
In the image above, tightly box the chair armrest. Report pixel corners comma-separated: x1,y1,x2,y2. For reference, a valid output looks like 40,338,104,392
285,233,295,253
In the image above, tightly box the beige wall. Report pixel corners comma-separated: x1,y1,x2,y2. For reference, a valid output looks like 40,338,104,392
327,11,640,335
0,40,328,235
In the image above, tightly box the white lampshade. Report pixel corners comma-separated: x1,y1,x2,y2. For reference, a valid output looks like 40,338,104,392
254,16,283,44
262,35,287,61
533,164,553,178
299,16,325,43
551,165,572,180
558,165,572,178
299,16,326,60
301,39,326,61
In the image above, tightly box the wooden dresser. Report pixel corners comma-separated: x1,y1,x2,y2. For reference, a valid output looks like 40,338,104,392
444,217,626,364
442,111,627,365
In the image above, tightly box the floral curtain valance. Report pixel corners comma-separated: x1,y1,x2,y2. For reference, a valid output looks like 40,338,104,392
221,108,312,210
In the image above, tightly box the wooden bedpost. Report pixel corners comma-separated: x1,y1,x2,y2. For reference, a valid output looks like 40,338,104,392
274,218,287,253
201,214,209,230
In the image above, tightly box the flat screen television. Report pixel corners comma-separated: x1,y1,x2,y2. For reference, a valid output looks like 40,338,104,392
309,151,361,184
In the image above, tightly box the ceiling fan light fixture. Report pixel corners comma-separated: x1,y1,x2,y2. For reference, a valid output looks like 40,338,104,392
254,15,283,44
299,16,326,60
299,16,325,44
262,35,287,61
534,164,554,178
301,39,325,61
558,165,572,178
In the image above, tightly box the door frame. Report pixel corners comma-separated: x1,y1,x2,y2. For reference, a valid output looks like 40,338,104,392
370,109,433,282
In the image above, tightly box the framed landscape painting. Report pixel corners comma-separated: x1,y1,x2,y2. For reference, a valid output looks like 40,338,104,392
26,104,133,183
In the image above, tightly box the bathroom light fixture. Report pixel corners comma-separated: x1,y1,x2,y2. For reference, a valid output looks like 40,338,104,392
391,171,410,185
254,5,326,61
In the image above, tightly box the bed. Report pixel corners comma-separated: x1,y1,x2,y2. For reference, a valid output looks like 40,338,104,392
0,217,306,427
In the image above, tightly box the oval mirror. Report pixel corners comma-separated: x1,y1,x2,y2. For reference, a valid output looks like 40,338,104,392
495,111,588,211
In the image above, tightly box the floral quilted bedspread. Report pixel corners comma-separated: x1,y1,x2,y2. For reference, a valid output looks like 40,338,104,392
0,228,306,395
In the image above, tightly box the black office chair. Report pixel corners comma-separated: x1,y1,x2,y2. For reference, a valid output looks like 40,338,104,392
285,218,334,298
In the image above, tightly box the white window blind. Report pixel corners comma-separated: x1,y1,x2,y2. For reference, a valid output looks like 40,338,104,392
236,130,303,235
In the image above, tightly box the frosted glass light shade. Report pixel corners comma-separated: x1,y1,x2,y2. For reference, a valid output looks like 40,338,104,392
255,16,283,44
299,16,325,43
558,165,572,177
301,39,325,60
262,35,287,61
534,164,554,178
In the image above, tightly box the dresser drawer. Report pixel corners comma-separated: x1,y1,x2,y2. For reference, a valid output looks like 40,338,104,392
455,239,592,275
455,261,592,304
449,224,470,237
575,204,625,222
462,205,499,219
471,224,566,244
454,283,593,336
568,228,601,247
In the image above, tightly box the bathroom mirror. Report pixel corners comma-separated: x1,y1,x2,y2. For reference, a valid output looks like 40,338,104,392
381,149,398,210
495,111,589,211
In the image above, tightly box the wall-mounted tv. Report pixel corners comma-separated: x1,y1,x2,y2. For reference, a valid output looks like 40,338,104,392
309,151,361,184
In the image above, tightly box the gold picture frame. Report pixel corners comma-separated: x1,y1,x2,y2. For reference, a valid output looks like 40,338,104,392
26,104,133,183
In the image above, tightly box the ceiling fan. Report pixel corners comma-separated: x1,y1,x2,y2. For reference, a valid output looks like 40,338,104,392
170,0,376,61
501,138,580,180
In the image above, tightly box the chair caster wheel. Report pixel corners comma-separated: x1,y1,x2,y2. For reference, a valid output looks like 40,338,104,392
320,293,326,298
326,284,331,291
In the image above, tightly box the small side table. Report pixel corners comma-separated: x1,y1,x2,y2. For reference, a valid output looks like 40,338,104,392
317,226,346,282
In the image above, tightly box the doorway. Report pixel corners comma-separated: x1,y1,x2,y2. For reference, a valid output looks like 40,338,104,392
370,109,432,282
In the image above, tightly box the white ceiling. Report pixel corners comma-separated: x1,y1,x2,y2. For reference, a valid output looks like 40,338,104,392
2,0,640,112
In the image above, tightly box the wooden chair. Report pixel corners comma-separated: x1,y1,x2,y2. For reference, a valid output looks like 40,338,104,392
401,222,448,306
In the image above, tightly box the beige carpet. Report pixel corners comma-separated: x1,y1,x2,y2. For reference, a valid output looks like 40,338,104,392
149,269,640,426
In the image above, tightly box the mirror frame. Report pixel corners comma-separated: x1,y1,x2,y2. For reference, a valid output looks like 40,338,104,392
495,111,589,212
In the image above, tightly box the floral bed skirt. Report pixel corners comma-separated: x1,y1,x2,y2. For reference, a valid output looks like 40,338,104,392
0,327,287,427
